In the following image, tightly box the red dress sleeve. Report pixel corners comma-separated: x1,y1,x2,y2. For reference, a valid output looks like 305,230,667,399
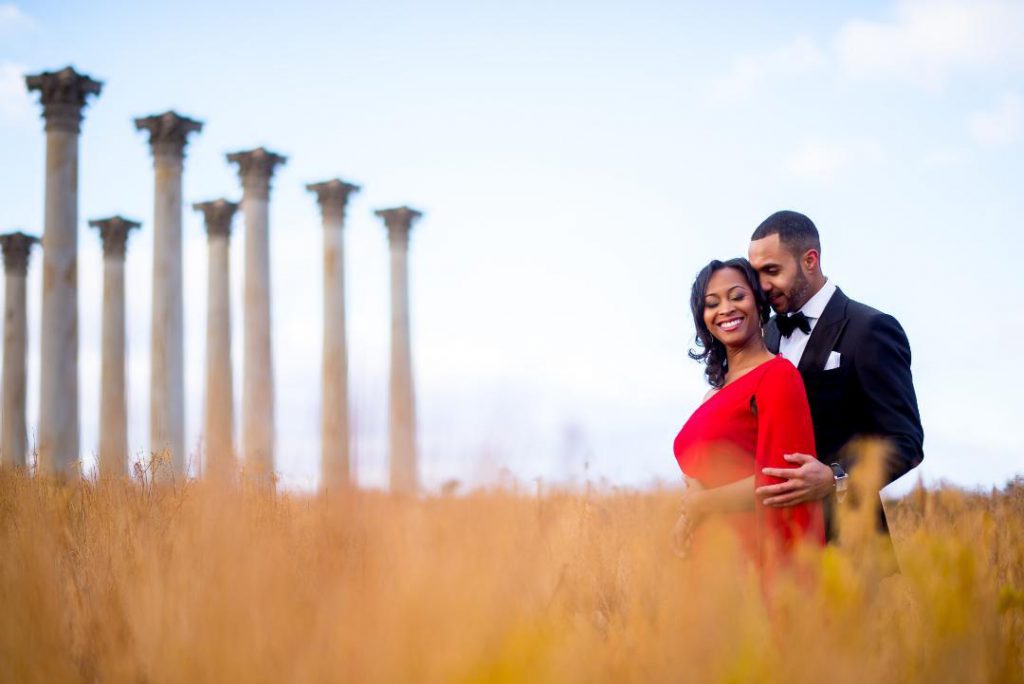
753,360,825,563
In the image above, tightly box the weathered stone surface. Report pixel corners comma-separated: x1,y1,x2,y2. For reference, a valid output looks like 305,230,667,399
227,148,286,484
374,206,422,495
308,179,360,491
138,113,201,482
0,232,38,468
227,148,286,199
25,66,102,133
134,111,203,159
0,232,39,274
89,217,140,478
27,66,103,477
90,215,139,258
193,199,239,483
193,199,238,237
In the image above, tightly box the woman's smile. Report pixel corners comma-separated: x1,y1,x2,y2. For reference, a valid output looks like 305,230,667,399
717,316,745,333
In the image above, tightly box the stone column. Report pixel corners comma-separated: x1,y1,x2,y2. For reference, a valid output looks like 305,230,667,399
226,148,286,484
374,206,422,495
25,66,103,477
0,232,39,469
89,216,140,478
307,179,359,492
135,111,202,481
193,199,238,484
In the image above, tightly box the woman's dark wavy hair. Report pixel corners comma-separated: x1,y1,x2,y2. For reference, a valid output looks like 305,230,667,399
688,258,771,389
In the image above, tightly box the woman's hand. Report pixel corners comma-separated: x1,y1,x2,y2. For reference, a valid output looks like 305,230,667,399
679,483,707,526
672,478,707,558
672,511,695,559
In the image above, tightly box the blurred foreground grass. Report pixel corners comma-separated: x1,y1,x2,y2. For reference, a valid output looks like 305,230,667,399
1,466,1022,683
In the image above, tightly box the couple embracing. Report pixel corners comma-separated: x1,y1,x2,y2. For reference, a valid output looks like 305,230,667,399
672,211,924,571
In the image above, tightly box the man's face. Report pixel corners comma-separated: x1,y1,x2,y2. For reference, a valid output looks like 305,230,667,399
748,234,811,315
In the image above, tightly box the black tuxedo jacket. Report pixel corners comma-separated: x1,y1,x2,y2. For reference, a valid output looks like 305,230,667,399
765,288,924,542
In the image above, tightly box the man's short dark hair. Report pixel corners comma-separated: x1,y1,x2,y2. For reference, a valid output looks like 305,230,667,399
751,210,821,258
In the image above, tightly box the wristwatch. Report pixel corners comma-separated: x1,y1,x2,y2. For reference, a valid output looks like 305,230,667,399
830,463,849,497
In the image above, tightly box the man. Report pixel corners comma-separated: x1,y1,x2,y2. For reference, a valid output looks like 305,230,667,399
747,210,924,546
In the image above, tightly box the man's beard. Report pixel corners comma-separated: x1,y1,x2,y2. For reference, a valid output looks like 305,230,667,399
785,271,812,313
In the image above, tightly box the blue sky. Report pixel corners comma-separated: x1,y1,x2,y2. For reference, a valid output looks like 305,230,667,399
1,0,1022,492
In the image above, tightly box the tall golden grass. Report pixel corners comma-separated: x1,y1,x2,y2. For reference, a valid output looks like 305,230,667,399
1,453,1022,683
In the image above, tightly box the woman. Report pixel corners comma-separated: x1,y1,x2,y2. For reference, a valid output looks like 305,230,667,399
673,258,824,567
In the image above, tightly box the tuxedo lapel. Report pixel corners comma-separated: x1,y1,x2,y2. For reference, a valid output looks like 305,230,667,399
764,318,781,354
798,288,850,373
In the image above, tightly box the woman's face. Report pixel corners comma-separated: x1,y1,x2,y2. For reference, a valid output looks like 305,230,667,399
702,267,760,349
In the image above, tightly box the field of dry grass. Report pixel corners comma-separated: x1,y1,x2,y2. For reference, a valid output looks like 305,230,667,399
1,462,1022,683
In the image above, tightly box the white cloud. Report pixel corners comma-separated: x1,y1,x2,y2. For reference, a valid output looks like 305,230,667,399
709,36,828,102
969,91,1023,146
836,0,1024,90
785,138,883,181
0,62,33,125
0,3,31,31
710,1,1024,100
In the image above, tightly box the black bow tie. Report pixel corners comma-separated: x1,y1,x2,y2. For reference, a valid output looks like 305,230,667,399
777,311,811,338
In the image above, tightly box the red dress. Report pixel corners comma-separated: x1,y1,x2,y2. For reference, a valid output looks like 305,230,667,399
674,356,825,565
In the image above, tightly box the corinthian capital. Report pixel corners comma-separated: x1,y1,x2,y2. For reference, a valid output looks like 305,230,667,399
25,66,103,133
89,216,141,260
375,206,422,246
193,199,239,238
226,147,287,198
135,111,203,159
0,232,40,275
307,179,361,224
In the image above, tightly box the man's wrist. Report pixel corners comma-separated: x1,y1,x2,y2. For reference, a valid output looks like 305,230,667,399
829,463,849,498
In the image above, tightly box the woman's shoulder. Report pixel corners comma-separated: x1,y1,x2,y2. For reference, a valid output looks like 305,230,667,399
755,355,803,387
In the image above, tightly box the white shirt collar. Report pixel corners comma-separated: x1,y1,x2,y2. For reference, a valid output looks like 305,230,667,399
798,279,836,320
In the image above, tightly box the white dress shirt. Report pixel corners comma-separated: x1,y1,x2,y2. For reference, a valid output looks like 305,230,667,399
778,279,837,367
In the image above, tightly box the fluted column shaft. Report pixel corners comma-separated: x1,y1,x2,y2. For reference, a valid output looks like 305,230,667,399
26,66,102,477
91,217,138,477
242,188,273,478
308,180,359,491
100,253,127,475
39,128,80,475
1,233,38,468
150,153,185,477
136,112,202,481
194,200,238,483
2,268,29,468
227,148,286,484
206,233,233,479
389,236,416,493
376,207,422,495
322,201,350,489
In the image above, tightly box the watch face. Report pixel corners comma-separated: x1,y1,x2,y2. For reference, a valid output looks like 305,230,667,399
830,463,848,493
